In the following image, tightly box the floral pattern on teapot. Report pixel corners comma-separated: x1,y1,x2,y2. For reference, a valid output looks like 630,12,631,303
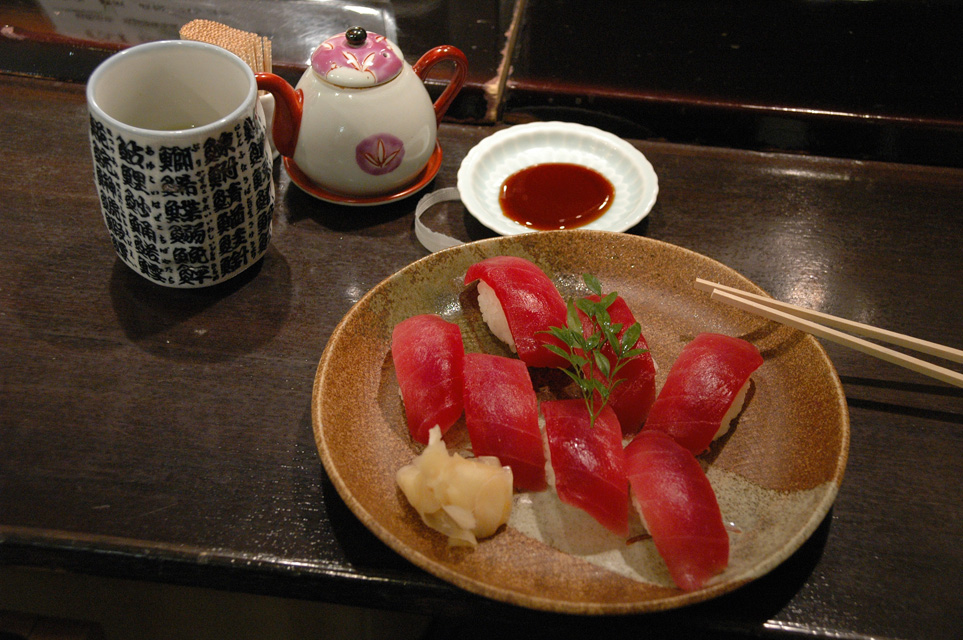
311,31,403,88
356,133,405,175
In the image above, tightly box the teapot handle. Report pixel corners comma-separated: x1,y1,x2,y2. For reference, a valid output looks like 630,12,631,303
255,73,303,159
413,45,468,125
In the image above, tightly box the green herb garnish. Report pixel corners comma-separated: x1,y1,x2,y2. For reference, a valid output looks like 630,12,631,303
543,274,648,426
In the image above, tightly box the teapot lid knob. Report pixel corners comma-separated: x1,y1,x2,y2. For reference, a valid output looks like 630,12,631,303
310,28,404,88
345,27,367,46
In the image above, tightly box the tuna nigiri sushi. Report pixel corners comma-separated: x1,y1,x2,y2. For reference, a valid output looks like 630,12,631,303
541,399,628,536
625,430,729,591
578,294,657,436
643,332,763,454
464,256,569,369
391,314,465,444
463,353,547,492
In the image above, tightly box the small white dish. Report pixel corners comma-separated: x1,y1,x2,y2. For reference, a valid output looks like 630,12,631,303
456,121,658,235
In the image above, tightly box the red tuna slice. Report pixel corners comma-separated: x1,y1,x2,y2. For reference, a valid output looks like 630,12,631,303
464,256,569,368
541,399,628,536
391,314,465,444
625,430,729,591
643,333,763,454
463,353,547,492
577,294,657,436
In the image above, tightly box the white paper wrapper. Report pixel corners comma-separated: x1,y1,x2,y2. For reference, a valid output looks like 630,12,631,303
414,187,466,253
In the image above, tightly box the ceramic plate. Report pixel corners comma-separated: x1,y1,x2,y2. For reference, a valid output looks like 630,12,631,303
456,122,658,235
312,230,849,614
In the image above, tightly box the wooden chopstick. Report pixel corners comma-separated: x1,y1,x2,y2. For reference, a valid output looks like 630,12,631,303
696,279,963,364
695,278,963,388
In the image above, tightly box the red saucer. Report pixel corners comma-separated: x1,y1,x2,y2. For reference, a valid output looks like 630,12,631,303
283,143,443,206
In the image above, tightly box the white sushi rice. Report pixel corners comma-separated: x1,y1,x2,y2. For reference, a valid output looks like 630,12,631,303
714,378,752,441
538,411,556,489
476,281,516,353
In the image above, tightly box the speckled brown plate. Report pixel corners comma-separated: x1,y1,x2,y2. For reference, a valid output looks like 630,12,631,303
312,230,849,614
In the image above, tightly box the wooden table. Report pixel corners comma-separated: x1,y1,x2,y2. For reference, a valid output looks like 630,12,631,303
1,71,961,640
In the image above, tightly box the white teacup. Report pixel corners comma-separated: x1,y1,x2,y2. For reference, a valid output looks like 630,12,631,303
87,40,275,288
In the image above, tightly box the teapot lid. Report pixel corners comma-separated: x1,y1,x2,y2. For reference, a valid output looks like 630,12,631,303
310,27,404,88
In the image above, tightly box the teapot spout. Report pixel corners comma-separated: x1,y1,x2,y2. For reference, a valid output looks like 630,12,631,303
256,73,302,158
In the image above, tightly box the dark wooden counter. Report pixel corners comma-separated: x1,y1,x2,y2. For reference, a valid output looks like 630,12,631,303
1,72,961,640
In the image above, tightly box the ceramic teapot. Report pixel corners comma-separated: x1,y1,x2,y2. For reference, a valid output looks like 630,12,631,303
256,28,467,200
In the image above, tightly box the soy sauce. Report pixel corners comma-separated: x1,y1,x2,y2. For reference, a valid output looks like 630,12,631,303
499,163,614,230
